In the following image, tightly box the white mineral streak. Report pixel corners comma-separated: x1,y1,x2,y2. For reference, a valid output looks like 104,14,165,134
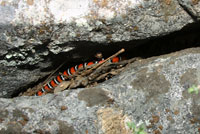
13,0,51,25
49,0,90,23
98,8,115,19
10,0,143,25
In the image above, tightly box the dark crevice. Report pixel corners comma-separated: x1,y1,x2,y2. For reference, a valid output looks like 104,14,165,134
48,22,200,67
12,22,200,97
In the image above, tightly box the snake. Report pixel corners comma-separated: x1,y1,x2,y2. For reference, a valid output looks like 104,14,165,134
36,56,121,96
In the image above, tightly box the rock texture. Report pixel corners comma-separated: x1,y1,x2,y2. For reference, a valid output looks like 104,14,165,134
0,47,200,133
0,0,200,97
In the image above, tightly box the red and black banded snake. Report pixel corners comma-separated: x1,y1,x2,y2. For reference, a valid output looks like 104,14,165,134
36,56,121,96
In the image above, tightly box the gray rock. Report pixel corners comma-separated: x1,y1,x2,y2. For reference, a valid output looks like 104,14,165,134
0,0,199,96
177,0,200,20
0,47,200,133
0,0,199,97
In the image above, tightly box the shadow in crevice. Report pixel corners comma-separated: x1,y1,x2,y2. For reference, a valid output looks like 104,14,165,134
48,22,200,72
13,22,200,98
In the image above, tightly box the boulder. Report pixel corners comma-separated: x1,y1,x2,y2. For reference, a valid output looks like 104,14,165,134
0,47,200,133
0,0,200,97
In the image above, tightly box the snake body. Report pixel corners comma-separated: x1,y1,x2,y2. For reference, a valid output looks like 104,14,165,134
36,57,121,96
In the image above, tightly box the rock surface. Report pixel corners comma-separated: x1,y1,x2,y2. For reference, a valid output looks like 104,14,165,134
0,0,200,97
0,47,200,133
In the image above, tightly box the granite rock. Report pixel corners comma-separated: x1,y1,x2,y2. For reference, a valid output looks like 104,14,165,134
0,47,200,133
0,0,199,96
